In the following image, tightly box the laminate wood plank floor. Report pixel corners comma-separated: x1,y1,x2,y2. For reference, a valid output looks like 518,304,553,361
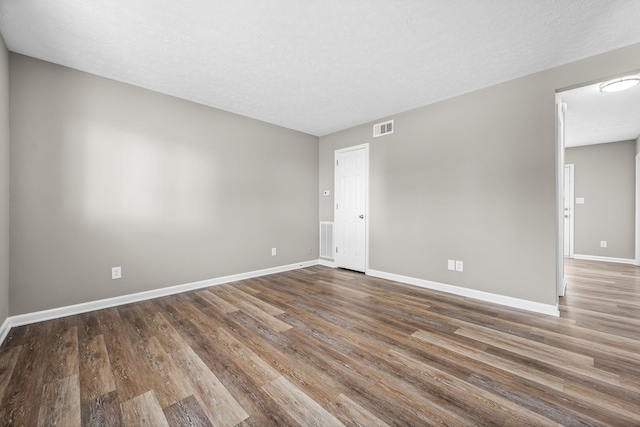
1,258,639,426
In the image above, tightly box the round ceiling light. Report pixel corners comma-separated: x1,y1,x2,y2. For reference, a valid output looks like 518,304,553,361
598,75,640,93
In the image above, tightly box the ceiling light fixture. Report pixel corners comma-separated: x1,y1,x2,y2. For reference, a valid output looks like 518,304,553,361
598,75,640,93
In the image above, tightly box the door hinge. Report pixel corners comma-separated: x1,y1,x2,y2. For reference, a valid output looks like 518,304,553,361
336,247,338,253
336,203,338,210
336,160,339,166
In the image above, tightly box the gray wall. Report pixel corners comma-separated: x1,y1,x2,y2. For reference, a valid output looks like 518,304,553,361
0,36,8,325
565,141,636,259
9,54,319,315
320,43,640,306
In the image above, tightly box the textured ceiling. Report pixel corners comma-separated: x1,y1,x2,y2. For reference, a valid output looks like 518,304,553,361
1,1,640,136
562,79,640,147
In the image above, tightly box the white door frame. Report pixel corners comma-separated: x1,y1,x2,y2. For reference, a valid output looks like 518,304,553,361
334,143,369,273
564,163,575,258
636,153,640,266
555,96,566,299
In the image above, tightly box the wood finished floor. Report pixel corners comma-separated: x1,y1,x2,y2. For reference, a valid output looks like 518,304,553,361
1,259,639,426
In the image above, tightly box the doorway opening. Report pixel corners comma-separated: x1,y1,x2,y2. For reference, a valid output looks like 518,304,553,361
556,71,640,302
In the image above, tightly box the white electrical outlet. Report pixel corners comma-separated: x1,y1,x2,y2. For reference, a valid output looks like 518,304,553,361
600,241,607,248
112,266,122,280
447,260,455,271
271,248,277,256
455,260,464,272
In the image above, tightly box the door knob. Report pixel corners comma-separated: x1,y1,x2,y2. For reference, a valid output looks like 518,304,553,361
359,215,364,219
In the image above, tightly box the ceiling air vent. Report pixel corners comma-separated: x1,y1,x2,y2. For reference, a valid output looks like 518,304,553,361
373,120,394,137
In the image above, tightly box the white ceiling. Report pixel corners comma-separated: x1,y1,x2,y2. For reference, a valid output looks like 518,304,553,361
562,78,640,147
1,1,640,137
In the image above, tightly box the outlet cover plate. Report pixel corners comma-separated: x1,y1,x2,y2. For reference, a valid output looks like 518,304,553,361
455,260,464,272
271,248,277,256
447,260,455,271
112,266,122,280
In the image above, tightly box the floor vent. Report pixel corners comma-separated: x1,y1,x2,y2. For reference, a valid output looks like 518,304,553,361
320,222,334,259
373,119,394,137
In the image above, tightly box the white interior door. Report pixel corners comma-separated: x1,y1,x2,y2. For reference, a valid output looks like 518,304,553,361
335,145,368,272
564,164,574,257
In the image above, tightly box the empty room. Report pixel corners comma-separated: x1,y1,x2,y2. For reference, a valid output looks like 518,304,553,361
1,1,640,426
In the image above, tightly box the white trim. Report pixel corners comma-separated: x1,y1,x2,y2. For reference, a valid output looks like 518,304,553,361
635,154,640,266
555,97,566,299
0,317,11,347
367,269,560,317
318,259,337,268
572,254,636,265
8,260,318,328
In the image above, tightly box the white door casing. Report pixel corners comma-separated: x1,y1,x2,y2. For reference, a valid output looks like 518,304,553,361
564,164,574,258
556,98,567,298
636,153,640,266
334,144,368,272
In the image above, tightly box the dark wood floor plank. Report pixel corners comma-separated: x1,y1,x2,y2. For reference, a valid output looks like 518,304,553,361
169,346,248,426
218,285,285,316
79,334,117,403
411,328,565,391
120,390,169,427
163,395,213,427
0,321,52,426
195,289,239,313
261,376,344,426
80,391,123,427
37,373,81,427
215,309,354,408
97,308,148,403
42,325,79,384
214,287,292,332
326,393,390,427
386,348,557,426
0,345,22,404
134,336,192,409
172,318,299,426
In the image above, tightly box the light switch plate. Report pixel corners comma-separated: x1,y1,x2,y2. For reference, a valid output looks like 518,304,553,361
447,260,455,271
576,197,585,204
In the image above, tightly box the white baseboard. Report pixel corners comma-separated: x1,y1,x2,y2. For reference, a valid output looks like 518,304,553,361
367,269,559,317
318,259,336,268
7,260,319,331
0,317,11,347
572,254,636,265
